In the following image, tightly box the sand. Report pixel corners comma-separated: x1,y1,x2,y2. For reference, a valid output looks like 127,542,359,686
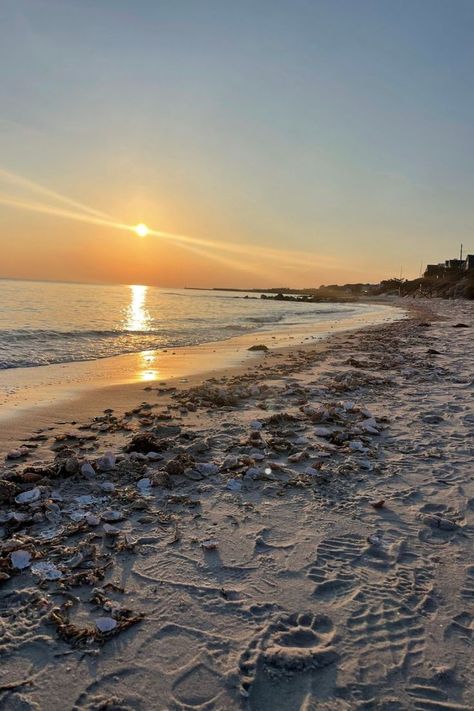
0,298,472,710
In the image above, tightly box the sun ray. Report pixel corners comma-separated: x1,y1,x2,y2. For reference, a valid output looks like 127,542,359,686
0,167,115,221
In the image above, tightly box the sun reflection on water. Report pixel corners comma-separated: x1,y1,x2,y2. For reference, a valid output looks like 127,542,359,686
139,350,159,381
125,284,151,332
124,287,159,382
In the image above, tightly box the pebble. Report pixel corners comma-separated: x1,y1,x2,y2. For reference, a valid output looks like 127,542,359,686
227,478,242,492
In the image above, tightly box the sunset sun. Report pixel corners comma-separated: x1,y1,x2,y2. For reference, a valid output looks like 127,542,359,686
134,223,149,237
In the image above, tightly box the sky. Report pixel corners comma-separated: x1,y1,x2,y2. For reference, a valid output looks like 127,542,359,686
0,0,473,288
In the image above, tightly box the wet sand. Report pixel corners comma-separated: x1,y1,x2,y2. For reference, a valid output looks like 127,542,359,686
0,302,402,454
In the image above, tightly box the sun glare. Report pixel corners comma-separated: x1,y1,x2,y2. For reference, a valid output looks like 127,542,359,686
134,223,149,237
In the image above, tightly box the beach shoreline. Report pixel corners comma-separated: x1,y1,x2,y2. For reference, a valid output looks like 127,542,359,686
0,300,403,455
0,297,472,711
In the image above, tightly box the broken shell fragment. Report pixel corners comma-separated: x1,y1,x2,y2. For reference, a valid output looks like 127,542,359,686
95,617,118,633
15,487,41,505
31,561,63,580
10,549,32,569
201,539,218,550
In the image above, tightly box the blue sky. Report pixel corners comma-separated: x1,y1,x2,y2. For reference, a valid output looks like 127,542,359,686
0,0,473,286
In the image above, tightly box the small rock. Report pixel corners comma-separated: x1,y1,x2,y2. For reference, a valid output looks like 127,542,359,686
248,344,269,352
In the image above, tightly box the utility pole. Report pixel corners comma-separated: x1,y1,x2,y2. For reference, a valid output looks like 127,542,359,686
460,243,463,261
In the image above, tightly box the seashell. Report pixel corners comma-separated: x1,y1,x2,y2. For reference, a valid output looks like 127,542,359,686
349,440,364,450
201,539,218,550
69,511,86,522
222,456,239,470
195,463,218,476
10,549,31,569
313,427,331,438
101,510,124,522
146,452,162,461
6,447,29,460
75,494,96,506
96,452,116,472
31,561,62,580
95,616,117,633
103,523,120,535
65,457,79,474
15,487,41,505
81,462,96,477
360,417,379,433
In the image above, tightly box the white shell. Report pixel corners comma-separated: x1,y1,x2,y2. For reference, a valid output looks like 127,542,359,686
31,561,63,580
95,617,118,633
81,462,96,477
15,488,41,505
10,549,32,569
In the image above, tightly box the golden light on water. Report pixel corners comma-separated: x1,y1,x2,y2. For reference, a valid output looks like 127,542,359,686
139,351,159,381
125,284,151,332
134,223,149,237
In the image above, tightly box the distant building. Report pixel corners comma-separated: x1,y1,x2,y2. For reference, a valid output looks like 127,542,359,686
424,253,473,278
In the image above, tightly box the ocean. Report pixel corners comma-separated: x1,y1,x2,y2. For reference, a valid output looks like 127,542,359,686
0,279,372,371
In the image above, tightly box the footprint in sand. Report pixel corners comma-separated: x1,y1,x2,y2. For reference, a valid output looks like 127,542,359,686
238,611,338,707
445,611,473,644
406,668,471,711
460,565,474,602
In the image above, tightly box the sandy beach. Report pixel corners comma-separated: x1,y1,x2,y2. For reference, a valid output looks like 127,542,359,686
0,297,473,710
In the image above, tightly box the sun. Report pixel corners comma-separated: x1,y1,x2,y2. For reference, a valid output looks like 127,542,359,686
134,223,149,237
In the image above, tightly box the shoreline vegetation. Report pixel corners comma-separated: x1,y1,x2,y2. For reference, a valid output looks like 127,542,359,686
0,297,472,709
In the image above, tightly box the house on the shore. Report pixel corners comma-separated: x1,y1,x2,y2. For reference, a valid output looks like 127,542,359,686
424,253,474,278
